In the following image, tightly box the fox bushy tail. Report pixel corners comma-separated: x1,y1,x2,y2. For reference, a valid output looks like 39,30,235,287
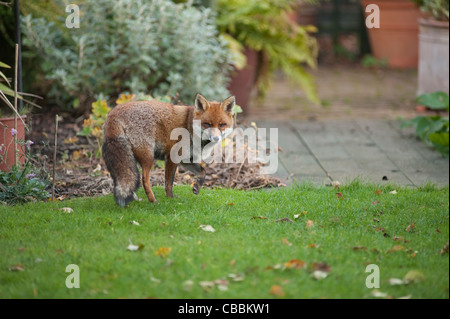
102,136,140,207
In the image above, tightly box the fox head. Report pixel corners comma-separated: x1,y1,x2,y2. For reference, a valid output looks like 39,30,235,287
193,93,235,143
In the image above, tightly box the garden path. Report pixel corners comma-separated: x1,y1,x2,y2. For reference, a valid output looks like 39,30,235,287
249,65,449,187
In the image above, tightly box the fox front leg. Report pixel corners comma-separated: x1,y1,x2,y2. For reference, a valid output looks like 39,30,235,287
181,162,206,195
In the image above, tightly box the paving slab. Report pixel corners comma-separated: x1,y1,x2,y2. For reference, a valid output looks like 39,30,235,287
256,119,449,187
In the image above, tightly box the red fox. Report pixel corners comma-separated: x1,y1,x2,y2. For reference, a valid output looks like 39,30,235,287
102,94,235,207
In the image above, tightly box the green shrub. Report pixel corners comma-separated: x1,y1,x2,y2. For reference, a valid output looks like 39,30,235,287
21,0,233,112
0,134,50,205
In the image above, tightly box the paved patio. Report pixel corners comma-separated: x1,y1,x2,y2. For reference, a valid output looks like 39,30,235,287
248,65,449,187
256,118,449,187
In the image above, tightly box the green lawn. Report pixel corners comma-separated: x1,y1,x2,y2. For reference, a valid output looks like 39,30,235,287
0,181,448,299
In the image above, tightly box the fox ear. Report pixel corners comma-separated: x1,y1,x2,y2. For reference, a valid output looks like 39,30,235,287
195,93,209,112
221,96,235,114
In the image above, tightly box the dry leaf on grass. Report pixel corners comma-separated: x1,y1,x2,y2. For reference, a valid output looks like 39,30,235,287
199,225,216,232
9,264,25,272
285,259,307,269
269,285,285,297
154,247,172,258
282,238,292,246
59,207,73,214
441,241,449,255
127,239,144,251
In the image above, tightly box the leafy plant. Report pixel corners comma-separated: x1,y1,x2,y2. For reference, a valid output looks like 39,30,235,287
411,0,449,21
215,0,320,103
403,91,449,157
21,0,233,112
0,128,50,205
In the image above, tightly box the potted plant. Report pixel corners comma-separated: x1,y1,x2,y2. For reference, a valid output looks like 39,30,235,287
361,0,424,68
216,0,320,112
412,0,449,96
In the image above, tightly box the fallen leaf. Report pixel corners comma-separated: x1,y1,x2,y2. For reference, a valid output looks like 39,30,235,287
387,245,405,253
309,262,331,273
389,190,398,195
306,220,314,228
269,285,285,297
405,223,415,232
331,181,341,188
336,192,344,199
371,200,380,205
214,279,229,291
150,277,161,283
312,270,328,280
154,247,171,258
371,290,388,298
282,238,292,246
230,259,236,267
393,235,405,242
182,280,194,292
227,202,234,206
352,246,368,252
404,270,425,283
228,273,245,282
375,189,382,195
127,239,144,251
199,225,216,232
285,259,306,269
293,211,307,220
252,216,267,220
60,207,73,214
440,241,449,254
9,264,25,272
64,136,79,144
388,278,406,285
308,243,317,248
199,281,215,291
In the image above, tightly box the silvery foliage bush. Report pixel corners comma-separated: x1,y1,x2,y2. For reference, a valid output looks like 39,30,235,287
21,0,233,110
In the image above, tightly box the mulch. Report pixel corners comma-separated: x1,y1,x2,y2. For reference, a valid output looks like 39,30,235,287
26,109,283,200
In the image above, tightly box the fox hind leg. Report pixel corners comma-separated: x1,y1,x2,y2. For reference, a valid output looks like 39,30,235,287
135,148,158,203
103,137,140,207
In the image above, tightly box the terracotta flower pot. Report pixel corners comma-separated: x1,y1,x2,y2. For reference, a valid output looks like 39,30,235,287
0,116,26,172
361,0,424,69
417,18,449,95
227,48,259,114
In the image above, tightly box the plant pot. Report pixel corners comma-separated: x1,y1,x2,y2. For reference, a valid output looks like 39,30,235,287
417,18,449,96
361,0,424,68
227,48,259,114
0,116,26,172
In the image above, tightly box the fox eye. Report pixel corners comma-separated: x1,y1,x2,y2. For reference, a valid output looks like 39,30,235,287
203,123,211,128
219,123,227,129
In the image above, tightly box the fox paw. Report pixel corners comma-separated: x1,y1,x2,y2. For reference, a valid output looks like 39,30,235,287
193,183,201,195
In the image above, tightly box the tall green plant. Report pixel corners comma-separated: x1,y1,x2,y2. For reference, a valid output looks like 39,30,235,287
216,0,320,103
403,91,449,157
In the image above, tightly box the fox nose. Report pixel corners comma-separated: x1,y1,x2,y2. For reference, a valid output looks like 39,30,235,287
210,135,221,142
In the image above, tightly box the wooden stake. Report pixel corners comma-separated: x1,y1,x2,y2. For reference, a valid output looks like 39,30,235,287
14,44,18,166
51,115,59,201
